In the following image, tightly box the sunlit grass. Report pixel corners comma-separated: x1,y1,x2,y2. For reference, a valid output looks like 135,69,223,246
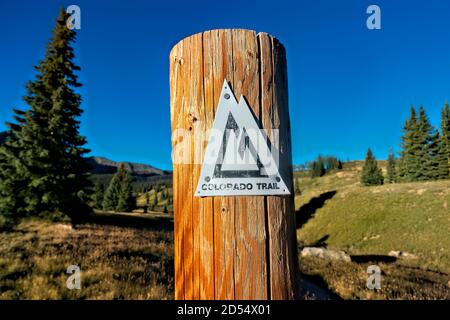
0,217,174,299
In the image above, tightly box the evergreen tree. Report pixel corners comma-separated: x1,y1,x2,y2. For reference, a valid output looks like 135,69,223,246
0,9,91,224
92,183,104,210
425,128,442,180
386,148,397,183
441,102,450,175
417,106,435,181
102,163,135,212
436,134,450,179
117,173,135,212
361,148,384,186
103,169,122,211
398,106,421,181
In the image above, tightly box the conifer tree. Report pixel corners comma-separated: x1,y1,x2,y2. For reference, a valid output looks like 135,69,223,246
0,9,91,224
436,134,450,179
425,128,442,180
361,148,384,186
398,106,420,181
103,170,122,211
102,163,135,212
441,102,450,175
386,148,397,183
117,173,135,212
417,106,435,181
92,183,105,210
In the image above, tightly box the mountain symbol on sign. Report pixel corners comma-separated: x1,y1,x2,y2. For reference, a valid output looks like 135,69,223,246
195,80,290,197
221,124,259,172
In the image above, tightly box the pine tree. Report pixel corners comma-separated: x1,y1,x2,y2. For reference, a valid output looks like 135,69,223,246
0,9,91,224
441,102,450,176
398,106,421,181
417,106,435,181
361,148,384,186
103,170,122,211
102,163,135,212
92,183,104,210
436,134,450,179
386,148,397,183
425,128,442,180
117,173,135,212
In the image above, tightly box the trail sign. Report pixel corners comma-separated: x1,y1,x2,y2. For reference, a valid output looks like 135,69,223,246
195,80,290,197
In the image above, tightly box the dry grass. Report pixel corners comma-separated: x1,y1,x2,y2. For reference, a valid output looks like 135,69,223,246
300,256,450,300
0,215,174,299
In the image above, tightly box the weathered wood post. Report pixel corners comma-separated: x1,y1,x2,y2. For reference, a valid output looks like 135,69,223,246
169,29,299,300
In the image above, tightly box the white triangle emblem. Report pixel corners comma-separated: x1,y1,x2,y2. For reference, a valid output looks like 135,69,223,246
195,80,290,197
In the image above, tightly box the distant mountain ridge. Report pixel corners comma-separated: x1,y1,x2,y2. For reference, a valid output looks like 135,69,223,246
87,156,167,176
0,131,169,178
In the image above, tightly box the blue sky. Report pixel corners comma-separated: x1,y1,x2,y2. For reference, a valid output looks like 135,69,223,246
1,0,449,170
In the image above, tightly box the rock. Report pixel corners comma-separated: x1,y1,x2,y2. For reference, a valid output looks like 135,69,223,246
300,247,351,262
388,250,418,260
400,252,418,260
388,250,401,258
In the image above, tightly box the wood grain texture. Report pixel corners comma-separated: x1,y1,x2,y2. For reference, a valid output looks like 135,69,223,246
169,41,184,300
199,30,215,300
259,33,298,299
231,30,268,300
169,29,298,300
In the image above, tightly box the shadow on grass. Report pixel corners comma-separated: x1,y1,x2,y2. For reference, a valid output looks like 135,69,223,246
350,255,397,264
307,235,330,248
85,212,173,231
296,190,337,229
299,273,342,300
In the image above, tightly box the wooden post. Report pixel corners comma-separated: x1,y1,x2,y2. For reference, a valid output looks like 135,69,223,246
169,29,299,300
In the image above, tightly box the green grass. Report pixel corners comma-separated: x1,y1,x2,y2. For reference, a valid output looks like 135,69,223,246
295,162,450,273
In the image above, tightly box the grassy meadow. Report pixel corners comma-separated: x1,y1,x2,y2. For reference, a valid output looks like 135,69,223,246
0,213,174,299
295,161,450,273
0,161,449,299
295,161,450,299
